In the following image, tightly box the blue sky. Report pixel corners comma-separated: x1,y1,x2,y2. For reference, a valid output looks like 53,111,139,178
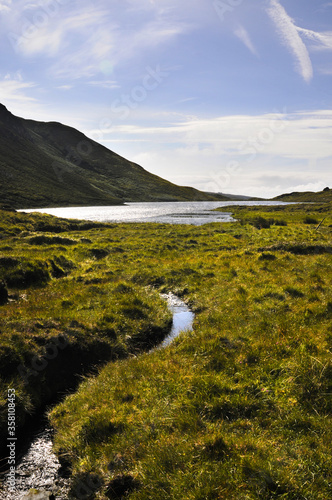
0,0,332,198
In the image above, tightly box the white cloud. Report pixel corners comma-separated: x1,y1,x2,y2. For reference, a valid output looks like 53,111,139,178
234,25,259,56
18,27,64,57
267,0,313,82
244,174,328,199
56,85,74,90
318,67,332,75
0,74,37,105
297,27,332,51
121,146,331,198
285,181,326,192
14,7,113,58
96,110,332,160
51,13,187,80
87,108,332,196
3,1,189,81
0,0,11,12
86,80,120,90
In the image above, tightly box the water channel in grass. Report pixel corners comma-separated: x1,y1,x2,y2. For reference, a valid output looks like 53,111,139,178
160,293,195,348
0,294,194,499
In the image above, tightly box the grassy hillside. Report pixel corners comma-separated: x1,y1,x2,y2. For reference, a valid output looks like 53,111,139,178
273,187,332,203
0,204,331,499
0,104,227,209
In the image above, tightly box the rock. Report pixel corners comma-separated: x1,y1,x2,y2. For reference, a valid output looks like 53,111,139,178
22,489,55,500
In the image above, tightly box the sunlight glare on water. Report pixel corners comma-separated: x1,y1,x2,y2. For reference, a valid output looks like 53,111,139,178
21,201,289,225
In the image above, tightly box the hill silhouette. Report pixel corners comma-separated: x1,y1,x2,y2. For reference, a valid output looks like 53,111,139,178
0,104,228,209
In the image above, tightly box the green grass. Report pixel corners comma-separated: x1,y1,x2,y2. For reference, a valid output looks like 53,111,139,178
0,211,172,444
1,204,332,499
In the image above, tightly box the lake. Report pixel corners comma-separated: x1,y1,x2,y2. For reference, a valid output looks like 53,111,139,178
22,201,289,225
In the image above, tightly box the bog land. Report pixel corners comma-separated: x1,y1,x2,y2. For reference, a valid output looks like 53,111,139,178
0,202,331,499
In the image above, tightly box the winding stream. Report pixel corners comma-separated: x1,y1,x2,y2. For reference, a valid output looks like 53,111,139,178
0,294,194,499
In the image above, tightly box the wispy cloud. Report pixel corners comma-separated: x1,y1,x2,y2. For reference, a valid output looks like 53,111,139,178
297,27,332,51
50,17,187,80
15,7,114,58
234,25,259,56
319,2,332,11
0,0,11,12
267,0,313,82
87,80,120,90
176,97,197,104
56,85,74,91
90,110,332,162
2,1,189,82
318,67,332,75
0,73,37,105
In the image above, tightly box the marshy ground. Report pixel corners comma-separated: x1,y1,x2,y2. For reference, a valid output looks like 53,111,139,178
0,203,331,499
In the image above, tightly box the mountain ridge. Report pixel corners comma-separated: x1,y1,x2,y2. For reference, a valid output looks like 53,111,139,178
0,104,228,209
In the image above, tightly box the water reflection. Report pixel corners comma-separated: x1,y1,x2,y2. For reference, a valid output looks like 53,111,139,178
22,201,289,226
160,293,195,347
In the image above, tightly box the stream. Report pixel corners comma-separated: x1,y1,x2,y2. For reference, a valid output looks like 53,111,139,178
0,294,194,500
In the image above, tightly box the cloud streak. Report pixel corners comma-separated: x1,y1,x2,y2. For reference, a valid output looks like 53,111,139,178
297,27,332,51
2,1,190,81
234,25,259,56
267,0,313,82
0,73,37,104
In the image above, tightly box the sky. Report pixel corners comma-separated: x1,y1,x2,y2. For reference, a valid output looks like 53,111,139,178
0,0,332,198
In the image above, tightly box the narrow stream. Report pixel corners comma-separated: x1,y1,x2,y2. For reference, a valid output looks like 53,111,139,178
0,426,69,500
0,294,194,500
159,293,195,348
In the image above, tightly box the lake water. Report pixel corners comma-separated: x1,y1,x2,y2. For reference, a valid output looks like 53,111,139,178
22,201,289,225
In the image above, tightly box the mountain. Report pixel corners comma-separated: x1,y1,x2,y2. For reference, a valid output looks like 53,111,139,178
214,192,264,201
0,104,227,209
273,187,332,203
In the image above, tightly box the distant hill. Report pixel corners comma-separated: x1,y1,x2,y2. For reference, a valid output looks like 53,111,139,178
273,187,332,203
0,104,228,209
218,193,263,201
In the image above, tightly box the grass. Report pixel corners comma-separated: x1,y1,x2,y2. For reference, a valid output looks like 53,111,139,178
0,210,172,446
0,204,332,499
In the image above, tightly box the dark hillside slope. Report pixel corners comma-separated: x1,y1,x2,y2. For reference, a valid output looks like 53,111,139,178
0,104,227,208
